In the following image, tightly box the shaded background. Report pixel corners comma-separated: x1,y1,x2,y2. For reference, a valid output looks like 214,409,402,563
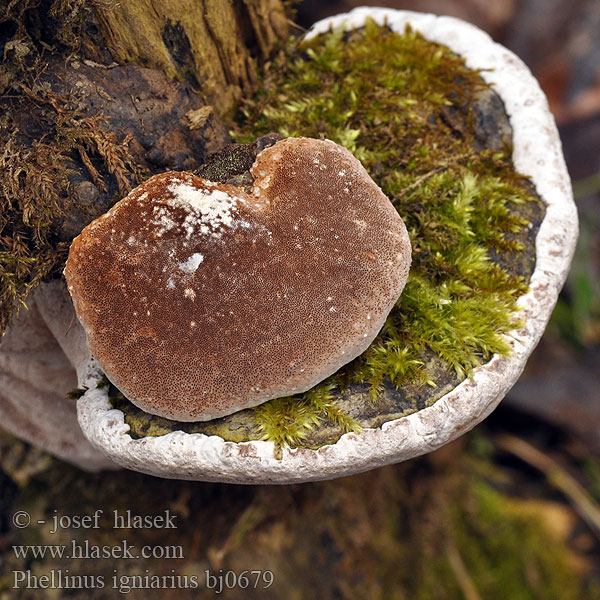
1,1,600,598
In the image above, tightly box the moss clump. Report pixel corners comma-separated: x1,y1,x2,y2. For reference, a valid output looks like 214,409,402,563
0,104,144,334
0,0,146,335
253,383,361,459
444,479,585,600
108,379,360,455
110,21,544,456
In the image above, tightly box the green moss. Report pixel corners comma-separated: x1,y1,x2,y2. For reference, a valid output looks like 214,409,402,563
254,382,361,458
108,378,361,458
111,21,543,455
235,21,542,447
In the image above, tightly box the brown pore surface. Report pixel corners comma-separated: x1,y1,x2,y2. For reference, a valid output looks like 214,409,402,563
64,138,411,421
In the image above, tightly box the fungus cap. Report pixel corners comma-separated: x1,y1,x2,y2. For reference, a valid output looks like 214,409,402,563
64,137,411,421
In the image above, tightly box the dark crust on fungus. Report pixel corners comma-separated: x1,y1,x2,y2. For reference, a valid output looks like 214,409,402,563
65,138,411,421
194,133,284,191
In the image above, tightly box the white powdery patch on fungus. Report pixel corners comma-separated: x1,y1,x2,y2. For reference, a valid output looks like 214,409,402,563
167,183,238,238
150,183,240,240
179,253,204,274
152,205,178,237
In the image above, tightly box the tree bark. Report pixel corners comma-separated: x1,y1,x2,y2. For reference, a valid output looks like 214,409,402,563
92,0,289,116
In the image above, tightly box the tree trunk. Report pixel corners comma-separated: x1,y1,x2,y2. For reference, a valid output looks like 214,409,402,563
0,0,289,335
92,0,289,116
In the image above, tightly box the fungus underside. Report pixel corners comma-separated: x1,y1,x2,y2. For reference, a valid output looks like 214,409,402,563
107,21,544,456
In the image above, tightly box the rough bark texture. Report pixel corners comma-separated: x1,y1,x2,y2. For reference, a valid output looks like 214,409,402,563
39,58,232,242
92,0,289,116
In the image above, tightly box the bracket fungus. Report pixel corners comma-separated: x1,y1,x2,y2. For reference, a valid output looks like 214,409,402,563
64,137,411,421
2,8,578,482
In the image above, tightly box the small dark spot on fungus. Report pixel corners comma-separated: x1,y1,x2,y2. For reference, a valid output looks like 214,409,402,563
67,387,88,400
64,137,411,421
194,133,283,189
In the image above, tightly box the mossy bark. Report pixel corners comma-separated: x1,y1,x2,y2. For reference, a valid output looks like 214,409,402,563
0,0,288,335
92,0,289,116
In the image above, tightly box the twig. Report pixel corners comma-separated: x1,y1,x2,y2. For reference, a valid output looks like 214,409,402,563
446,539,482,600
77,146,107,192
287,19,306,33
494,433,600,539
